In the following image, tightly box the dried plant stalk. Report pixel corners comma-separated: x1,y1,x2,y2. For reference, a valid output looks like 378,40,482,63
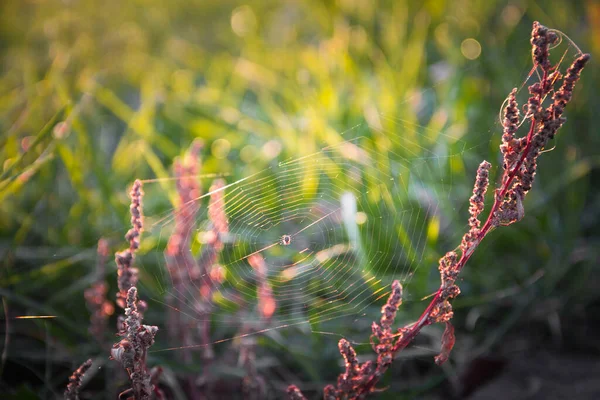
84,238,114,343
165,140,202,357
64,359,92,400
111,287,158,400
288,21,589,400
116,180,144,310
194,177,229,361
111,180,159,399
162,141,231,396
248,254,276,321
237,253,275,398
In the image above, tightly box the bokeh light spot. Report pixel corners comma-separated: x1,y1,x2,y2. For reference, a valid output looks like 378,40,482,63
502,5,523,27
211,138,231,159
356,211,367,225
461,38,481,60
262,140,282,159
231,5,257,37
53,121,71,139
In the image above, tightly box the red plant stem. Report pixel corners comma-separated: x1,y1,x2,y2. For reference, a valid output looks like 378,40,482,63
356,70,549,396
356,108,540,396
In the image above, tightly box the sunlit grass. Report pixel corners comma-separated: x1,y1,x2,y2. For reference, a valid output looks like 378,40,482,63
0,1,597,398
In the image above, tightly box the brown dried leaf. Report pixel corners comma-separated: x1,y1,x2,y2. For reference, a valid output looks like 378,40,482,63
435,321,455,365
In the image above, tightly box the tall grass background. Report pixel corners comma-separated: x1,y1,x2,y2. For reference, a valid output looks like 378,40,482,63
0,0,598,398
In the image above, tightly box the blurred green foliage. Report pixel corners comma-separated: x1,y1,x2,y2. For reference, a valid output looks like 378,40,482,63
1,0,598,398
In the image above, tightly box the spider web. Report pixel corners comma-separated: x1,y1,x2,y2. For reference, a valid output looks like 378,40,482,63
75,28,584,358
136,106,487,354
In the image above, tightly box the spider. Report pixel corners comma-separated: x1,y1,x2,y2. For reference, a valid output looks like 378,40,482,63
281,234,292,246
